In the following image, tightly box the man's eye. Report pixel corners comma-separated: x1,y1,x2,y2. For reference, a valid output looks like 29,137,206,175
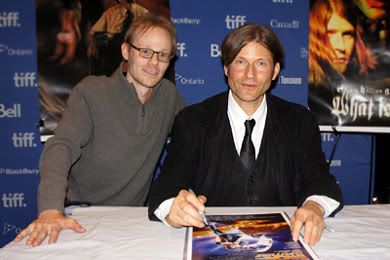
160,52,169,58
256,60,267,67
141,49,152,56
236,59,245,65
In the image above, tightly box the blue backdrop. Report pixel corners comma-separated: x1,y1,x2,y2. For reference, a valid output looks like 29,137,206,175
0,0,42,247
0,0,374,248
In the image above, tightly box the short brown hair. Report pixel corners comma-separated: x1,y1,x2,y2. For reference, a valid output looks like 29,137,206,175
124,13,177,56
221,23,284,67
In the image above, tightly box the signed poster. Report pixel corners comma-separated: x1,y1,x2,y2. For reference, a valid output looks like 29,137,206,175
184,212,318,260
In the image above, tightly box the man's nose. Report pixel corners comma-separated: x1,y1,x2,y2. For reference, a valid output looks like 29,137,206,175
149,52,159,65
245,64,256,78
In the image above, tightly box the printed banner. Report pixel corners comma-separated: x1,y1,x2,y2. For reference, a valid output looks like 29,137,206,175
0,0,41,247
308,0,390,132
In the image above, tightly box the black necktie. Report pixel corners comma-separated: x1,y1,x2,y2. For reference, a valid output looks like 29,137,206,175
240,119,256,169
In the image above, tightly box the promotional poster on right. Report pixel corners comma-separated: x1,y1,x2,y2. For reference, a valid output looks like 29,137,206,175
308,0,390,132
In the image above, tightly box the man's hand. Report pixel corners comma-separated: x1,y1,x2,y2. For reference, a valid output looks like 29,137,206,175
166,189,207,228
14,209,86,247
290,201,325,245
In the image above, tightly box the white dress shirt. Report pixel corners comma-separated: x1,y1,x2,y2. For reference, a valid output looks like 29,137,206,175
154,91,339,224
227,90,267,158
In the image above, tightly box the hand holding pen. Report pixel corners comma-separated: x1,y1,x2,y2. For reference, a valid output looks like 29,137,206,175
189,189,208,225
165,189,207,228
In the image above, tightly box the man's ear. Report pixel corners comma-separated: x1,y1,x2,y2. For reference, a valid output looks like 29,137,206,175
223,65,228,77
272,62,280,80
121,43,129,61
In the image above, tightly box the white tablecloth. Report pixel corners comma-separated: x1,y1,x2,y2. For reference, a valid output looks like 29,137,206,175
1,205,389,259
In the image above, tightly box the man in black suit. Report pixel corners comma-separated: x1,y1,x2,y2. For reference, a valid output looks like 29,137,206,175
148,23,343,245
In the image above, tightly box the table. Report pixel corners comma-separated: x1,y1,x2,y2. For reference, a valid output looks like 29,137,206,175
1,205,389,259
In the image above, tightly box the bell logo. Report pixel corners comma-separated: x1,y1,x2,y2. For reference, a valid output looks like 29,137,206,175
0,104,22,118
12,132,37,147
177,43,187,57
2,193,27,208
0,12,21,27
225,15,246,29
210,44,221,57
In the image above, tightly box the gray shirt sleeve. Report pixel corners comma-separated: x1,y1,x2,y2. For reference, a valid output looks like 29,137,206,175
38,85,93,213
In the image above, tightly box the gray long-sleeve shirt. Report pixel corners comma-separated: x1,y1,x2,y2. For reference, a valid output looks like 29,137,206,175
38,66,185,213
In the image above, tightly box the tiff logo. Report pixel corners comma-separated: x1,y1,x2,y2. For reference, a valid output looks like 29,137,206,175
2,193,26,208
0,103,22,118
210,44,221,57
225,15,246,29
14,72,37,87
12,132,37,147
0,12,21,27
177,43,187,57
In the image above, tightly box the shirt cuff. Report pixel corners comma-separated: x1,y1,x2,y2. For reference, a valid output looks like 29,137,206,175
154,198,175,227
304,195,340,217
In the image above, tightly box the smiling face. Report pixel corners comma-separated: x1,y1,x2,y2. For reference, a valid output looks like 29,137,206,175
122,26,172,91
224,41,280,115
327,13,355,75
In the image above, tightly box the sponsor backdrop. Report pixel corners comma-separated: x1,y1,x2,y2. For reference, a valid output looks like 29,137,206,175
0,0,374,247
0,0,42,247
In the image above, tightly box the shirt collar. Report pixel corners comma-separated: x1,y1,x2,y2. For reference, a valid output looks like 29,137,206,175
227,90,267,129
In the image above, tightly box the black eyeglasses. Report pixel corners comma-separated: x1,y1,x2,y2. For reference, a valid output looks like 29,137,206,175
129,43,172,63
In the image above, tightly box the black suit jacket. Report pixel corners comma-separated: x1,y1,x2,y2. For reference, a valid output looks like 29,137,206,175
148,92,343,220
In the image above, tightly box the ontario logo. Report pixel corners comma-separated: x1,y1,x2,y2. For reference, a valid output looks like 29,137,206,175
175,74,205,85
0,43,33,56
3,222,22,235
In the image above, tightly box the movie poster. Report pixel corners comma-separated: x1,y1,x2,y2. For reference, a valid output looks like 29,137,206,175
185,213,318,260
36,0,171,139
308,0,390,131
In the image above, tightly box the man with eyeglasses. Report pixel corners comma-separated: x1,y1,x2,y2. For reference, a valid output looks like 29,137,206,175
148,24,343,246
15,14,185,247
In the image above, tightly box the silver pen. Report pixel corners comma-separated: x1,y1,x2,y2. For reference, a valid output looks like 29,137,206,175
324,224,335,233
189,189,209,225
